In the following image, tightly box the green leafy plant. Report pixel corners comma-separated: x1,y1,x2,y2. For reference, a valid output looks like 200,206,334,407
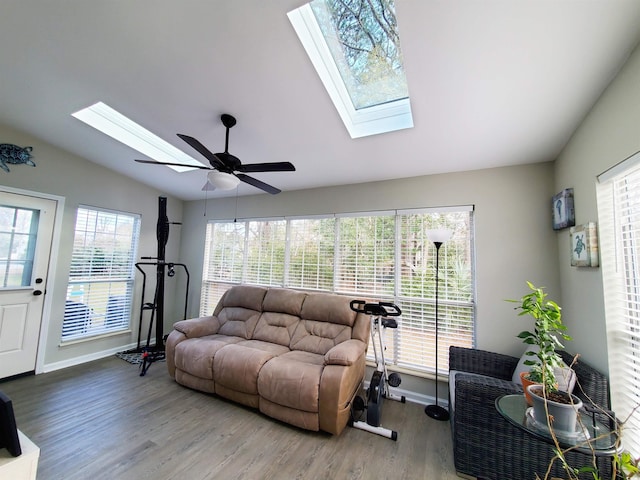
508,281,571,393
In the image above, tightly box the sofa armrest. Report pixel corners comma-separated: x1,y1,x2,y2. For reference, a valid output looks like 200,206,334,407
449,346,519,381
324,339,367,366
173,316,221,338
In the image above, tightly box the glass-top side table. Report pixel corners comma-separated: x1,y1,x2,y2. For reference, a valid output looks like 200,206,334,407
496,394,619,456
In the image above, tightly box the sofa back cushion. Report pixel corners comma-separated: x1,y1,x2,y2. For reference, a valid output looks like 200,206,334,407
215,285,267,339
290,292,356,355
252,288,306,346
262,288,306,316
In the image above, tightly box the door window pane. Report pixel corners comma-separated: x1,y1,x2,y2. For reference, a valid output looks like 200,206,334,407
0,205,38,288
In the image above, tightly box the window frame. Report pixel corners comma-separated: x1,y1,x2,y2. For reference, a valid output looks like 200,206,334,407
61,205,140,342
287,1,413,138
597,151,640,458
200,206,475,376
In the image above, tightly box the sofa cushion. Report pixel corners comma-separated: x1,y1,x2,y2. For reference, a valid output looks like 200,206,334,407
214,285,267,339
252,312,301,347
217,284,267,312
301,292,356,327
236,339,290,356
262,288,306,316
216,308,261,339
174,334,243,379
257,351,325,412
290,320,351,355
214,344,278,395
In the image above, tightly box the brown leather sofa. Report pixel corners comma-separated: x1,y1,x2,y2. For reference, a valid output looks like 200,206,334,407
165,285,370,435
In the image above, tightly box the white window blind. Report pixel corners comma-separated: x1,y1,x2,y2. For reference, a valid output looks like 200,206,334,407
287,217,335,290
394,210,475,374
597,156,640,458
335,215,395,296
199,207,475,375
62,207,140,340
245,220,286,286
200,222,245,315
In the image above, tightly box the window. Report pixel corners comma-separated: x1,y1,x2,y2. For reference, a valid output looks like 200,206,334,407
246,220,287,286
597,152,640,458
200,207,475,375
0,206,38,288
288,0,413,138
62,206,140,341
287,217,335,290
72,102,204,172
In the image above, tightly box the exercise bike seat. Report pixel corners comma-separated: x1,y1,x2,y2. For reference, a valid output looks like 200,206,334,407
350,300,402,317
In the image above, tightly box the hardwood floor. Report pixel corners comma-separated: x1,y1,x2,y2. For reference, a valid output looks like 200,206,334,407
0,357,460,480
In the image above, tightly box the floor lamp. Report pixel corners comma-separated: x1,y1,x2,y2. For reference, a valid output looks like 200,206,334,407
424,228,453,421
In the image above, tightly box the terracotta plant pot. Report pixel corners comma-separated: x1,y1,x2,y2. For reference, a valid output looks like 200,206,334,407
520,371,537,406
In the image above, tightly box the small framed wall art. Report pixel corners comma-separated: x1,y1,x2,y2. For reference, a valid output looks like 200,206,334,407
570,222,599,267
552,188,575,230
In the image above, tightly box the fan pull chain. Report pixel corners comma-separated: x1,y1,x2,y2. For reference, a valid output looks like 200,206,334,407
233,186,239,222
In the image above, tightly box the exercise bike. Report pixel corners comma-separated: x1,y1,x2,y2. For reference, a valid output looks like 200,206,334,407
349,300,406,440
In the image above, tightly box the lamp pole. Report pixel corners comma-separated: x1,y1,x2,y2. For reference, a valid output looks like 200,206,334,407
424,229,452,421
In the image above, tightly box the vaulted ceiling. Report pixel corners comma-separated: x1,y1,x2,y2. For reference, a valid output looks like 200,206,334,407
2,1,640,200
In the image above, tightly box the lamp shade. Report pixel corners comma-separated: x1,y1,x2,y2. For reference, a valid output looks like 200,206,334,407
426,228,453,244
208,171,240,190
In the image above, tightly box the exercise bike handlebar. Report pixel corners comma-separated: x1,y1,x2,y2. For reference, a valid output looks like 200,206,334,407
349,300,402,317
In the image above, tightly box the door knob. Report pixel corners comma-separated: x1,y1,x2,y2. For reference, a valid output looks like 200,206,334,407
33,290,43,296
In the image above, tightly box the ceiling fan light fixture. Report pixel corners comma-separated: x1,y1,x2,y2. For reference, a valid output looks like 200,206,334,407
208,170,240,190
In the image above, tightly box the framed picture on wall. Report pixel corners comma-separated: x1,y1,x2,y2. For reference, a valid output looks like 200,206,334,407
552,188,575,230
570,222,599,267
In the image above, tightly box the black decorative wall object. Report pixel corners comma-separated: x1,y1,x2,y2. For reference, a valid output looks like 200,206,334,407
0,144,35,172
552,188,575,230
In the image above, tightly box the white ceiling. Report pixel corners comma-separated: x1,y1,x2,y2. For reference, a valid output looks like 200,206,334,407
2,1,640,201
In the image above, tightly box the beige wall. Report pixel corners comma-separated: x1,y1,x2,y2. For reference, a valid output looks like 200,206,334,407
180,162,559,397
554,43,640,375
0,123,184,370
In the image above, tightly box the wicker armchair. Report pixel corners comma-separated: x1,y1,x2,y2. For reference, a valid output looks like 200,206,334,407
448,346,613,480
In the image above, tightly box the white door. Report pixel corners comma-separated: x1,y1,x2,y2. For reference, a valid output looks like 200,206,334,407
0,191,56,379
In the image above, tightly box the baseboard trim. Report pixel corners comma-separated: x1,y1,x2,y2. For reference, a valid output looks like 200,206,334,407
363,379,449,408
41,342,139,373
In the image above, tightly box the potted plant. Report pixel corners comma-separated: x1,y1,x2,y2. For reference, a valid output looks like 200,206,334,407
508,282,582,433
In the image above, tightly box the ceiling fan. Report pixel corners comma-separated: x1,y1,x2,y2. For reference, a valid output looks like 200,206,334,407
135,114,295,194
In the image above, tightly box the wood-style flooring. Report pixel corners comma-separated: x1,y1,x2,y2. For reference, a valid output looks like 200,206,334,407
0,356,459,480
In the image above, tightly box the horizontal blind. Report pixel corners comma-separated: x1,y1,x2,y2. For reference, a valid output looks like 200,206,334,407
199,208,475,376
396,211,474,373
287,217,335,290
245,220,286,286
200,222,245,314
335,215,395,296
63,207,139,340
598,164,640,458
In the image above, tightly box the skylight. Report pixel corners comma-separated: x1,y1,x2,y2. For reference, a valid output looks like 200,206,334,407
288,0,413,138
72,102,204,172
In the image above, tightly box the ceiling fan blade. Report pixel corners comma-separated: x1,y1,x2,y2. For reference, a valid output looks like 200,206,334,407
135,159,211,170
177,134,226,169
236,162,296,173
236,173,281,195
